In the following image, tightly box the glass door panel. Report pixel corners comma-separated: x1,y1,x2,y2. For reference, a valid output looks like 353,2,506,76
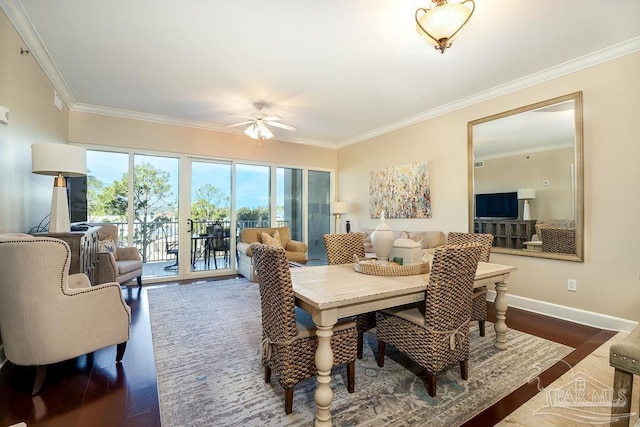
236,164,271,232
307,170,331,264
132,154,180,278
189,160,232,273
277,167,303,240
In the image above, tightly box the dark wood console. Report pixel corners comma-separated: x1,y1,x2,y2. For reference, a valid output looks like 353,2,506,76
35,227,100,285
474,219,537,250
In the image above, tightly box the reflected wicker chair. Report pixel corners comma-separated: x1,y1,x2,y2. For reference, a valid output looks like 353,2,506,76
251,242,357,414
322,232,375,359
540,226,576,254
376,242,482,397
446,232,493,336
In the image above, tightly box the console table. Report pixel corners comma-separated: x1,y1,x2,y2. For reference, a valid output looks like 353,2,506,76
35,227,100,285
474,219,537,249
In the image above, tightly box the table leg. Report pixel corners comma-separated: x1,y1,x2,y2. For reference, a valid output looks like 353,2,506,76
314,324,334,426
493,278,509,350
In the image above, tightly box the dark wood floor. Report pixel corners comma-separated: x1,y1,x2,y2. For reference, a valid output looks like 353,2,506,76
0,277,616,427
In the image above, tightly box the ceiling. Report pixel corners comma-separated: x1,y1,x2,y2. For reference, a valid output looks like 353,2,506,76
3,0,640,148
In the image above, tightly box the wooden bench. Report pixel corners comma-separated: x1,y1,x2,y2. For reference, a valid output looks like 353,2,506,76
610,325,640,426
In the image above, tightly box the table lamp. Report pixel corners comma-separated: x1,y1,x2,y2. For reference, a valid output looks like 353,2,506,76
517,188,536,220
330,201,347,233
32,143,87,232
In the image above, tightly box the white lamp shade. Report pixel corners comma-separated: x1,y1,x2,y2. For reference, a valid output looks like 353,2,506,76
331,201,347,215
517,188,536,200
31,143,87,177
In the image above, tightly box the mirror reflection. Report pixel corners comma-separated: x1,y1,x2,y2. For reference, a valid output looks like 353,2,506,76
468,92,583,261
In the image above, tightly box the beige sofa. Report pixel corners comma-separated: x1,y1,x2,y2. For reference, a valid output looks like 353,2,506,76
359,228,446,257
237,227,308,282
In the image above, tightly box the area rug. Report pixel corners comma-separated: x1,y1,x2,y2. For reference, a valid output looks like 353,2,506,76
148,278,573,426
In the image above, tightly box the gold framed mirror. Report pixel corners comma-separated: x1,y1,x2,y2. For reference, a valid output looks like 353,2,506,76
468,92,584,261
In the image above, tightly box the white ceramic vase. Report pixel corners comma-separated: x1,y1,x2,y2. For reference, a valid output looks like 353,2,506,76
371,211,395,262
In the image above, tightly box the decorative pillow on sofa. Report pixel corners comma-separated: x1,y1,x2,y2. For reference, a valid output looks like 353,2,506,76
98,238,118,260
261,230,282,248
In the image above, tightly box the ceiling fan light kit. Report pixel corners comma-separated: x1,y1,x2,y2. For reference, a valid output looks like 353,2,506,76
416,0,475,53
229,102,296,143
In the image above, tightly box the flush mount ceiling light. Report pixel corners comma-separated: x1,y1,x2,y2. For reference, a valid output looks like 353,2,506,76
416,0,475,54
228,102,296,143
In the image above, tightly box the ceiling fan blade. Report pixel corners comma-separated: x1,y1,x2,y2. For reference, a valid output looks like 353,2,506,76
268,121,296,131
227,120,255,128
263,115,283,121
228,113,257,120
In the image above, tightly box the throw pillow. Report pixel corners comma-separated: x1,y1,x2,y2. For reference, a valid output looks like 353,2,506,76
99,237,118,260
261,231,282,248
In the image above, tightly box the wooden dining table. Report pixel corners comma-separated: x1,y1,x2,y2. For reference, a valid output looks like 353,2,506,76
290,261,517,427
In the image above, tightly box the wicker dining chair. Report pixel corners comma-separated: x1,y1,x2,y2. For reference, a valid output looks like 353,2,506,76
251,242,357,414
322,232,375,359
376,242,482,397
540,226,576,254
446,232,493,337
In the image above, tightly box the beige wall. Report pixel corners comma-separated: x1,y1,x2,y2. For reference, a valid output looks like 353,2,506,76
68,111,337,169
338,52,640,322
0,9,70,234
475,147,575,220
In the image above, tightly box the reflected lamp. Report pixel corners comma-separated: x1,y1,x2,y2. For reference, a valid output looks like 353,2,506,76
517,188,536,221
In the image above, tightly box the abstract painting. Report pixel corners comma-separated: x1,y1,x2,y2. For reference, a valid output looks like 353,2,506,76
369,161,431,219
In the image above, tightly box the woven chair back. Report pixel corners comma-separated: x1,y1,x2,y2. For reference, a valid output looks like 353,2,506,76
540,226,576,254
251,242,297,345
322,232,365,265
446,232,493,262
425,243,482,334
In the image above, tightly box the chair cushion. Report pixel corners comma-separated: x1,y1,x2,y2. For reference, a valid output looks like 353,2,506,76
381,303,425,326
295,307,356,338
116,259,142,275
261,230,282,248
98,238,118,260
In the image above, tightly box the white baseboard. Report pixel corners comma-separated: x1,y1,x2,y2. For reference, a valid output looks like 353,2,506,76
486,290,638,333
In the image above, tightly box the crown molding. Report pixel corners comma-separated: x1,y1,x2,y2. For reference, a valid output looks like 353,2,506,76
4,0,639,150
340,36,640,148
1,0,76,107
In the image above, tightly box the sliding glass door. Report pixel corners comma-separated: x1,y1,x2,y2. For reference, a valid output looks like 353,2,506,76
189,160,232,273
307,170,331,263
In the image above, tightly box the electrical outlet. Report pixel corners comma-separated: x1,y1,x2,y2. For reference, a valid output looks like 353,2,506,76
568,279,577,292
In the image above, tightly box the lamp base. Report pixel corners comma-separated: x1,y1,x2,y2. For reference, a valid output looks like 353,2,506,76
334,214,342,234
49,184,71,233
522,200,531,221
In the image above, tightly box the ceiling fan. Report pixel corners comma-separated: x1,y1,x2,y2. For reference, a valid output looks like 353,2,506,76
227,102,296,141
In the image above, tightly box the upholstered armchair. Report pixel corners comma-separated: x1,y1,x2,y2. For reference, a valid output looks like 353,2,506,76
237,227,308,282
251,242,356,414
376,242,482,397
0,234,131,395
96,224,143,286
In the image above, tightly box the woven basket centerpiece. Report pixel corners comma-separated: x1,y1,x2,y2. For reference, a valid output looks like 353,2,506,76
353,255,430,276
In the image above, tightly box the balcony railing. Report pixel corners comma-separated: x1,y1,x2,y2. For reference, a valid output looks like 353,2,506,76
92,219,289,264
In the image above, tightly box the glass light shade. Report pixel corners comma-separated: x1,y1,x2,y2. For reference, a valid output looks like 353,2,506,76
517,188,536,200
416,1,474,47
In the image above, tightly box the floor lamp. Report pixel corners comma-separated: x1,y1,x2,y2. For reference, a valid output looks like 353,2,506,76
517,188,536,220
31,143,87,233
330,201,347,233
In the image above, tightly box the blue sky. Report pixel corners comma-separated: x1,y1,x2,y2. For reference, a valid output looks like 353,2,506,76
87,150,282,210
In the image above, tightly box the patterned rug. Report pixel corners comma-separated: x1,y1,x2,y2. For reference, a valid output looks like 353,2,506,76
148,278,573,426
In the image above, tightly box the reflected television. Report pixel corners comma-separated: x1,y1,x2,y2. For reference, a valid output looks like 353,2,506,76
475,192,518,219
